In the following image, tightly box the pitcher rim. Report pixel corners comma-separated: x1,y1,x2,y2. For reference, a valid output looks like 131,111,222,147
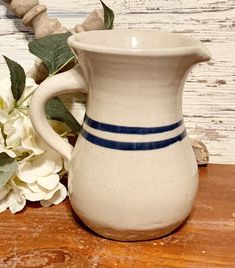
67,29,211,60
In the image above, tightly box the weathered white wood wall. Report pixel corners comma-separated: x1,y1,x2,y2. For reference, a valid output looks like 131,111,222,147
0,0,234,163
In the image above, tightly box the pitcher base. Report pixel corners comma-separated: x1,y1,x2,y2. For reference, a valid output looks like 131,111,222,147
80,218,184,241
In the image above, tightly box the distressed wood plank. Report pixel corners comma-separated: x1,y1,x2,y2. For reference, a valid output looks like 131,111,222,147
0,164,235,267
0,0,234,163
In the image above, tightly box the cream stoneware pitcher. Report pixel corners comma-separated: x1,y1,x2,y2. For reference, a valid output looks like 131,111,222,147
30,30,211,241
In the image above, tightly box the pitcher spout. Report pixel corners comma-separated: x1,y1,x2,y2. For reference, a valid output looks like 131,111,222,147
169,32,211,70
190,42,212,65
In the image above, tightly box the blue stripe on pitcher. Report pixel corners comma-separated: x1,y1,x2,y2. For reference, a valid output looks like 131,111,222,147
84,114,183,135
81,128,187,151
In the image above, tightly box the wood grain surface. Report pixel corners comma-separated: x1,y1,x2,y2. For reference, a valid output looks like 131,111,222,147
0,0,235,164
0,164,234,267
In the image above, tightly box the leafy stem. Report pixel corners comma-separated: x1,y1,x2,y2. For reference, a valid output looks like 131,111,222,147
15,89,36,108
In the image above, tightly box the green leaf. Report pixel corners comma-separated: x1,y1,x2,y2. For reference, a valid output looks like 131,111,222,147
0,152,17,188
3,56,26,102
100,0,114,29
46,97,81,134
28,32,75,76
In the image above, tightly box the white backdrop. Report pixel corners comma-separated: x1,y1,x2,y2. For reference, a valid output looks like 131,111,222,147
0,0,234,163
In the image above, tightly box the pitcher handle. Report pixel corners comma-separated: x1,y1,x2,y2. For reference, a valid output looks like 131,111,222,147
30,65,87,162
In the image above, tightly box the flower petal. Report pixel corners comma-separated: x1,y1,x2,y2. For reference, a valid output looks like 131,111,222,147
37,174,60,190
0,77,14,112
50,183,67,205
21,136,44,155
39,199,51,208
10,178,25,203
18,162,38,183
13,117,27,139
0,110,9,124
1,181,26,214
43,184,60,200
24,191,45,202
0,198,8,213
6,133,21,148
46,149,63,174
17,183,45,201
4,122,15,136
40,183,67,207
9,194,26,214
32,154,56,177
27,182,42,193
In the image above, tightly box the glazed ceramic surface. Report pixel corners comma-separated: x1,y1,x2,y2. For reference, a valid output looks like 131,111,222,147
30,30,211,241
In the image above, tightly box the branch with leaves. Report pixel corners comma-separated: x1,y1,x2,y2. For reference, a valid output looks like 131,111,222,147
0,1,114,214
2,0,114,134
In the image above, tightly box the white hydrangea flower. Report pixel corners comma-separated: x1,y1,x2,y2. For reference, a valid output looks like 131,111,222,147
4,111,28,151
0,179,26,214
0,76,69,213
3,110,44,157
17,148,66,206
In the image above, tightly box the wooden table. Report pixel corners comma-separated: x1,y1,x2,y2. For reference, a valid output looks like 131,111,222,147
0,164,234,268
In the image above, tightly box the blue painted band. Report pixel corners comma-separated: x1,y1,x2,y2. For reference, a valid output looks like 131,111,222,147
81,128,187,151
84,114,183,135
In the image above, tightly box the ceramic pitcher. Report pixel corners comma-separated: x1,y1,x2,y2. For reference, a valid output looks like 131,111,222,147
30,30,211,241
